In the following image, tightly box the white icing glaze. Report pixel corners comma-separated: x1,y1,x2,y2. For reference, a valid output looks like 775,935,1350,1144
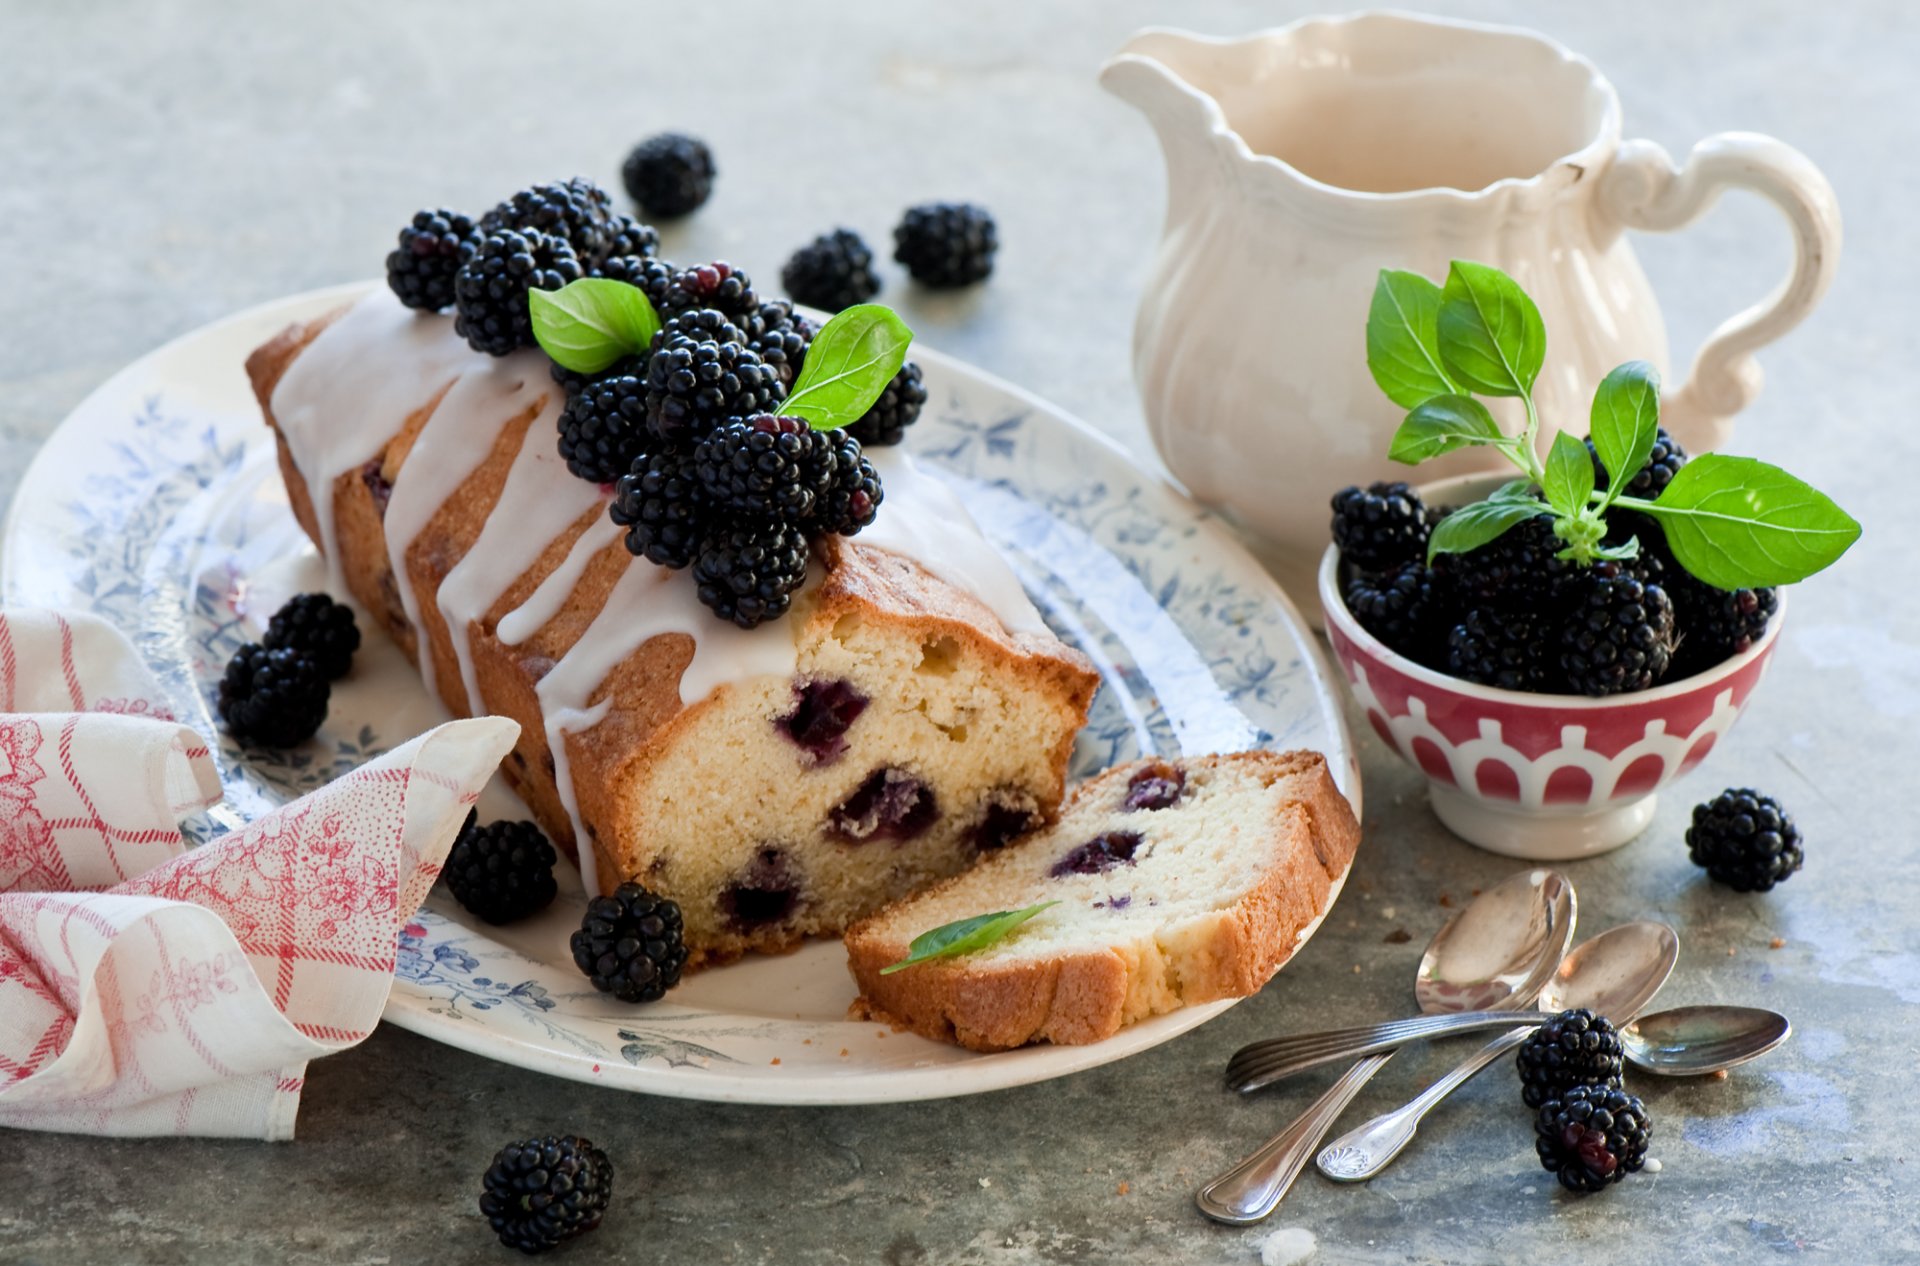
544,699,611,896
860,448,1049,638
268,289,486,594
495,515,622,648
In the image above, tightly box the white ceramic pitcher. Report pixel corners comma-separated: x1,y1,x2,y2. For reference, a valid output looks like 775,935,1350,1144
1101,12,1841,612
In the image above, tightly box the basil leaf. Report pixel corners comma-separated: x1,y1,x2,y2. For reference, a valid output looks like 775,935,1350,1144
1589,360,1660,505
1387,394,1507,465
1541,430,1596,518
1489,479,1540,505
1428,499,1548,563
1437,261,1546,398
783,304,913,431
1367,270,1459,408
1642,454,1862,589
878,901,1059,975
529,278,661,375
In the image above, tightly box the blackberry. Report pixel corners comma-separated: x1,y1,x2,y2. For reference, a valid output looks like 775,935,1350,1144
590,252,678,314
262,593,359,680
692,522,811,628
1448,607,1561,693
557,357,651,484
217,643,328,748
443,814,558,925
894,202,997,287
611,448,703,569
479,1134,613,1254
1668,573,1778,677
781,228,880,312
1431,512,1573,609
385,208,477,312
1589,426,1689,501
603,214,659,260
1331,482,1431,573
1559,564,1676,695
570,881,689,1003
694,414,838,523
809,432,883,537
621,132,715,218
1534,1086,1652,1193
1516,1008,1626,1109
643,311,783,446
1686,788,1803,891
844,362,927,448
1344,561,1446,664
481,177,618,265
659,261,759,323
454,228,584,356
747,301,816,389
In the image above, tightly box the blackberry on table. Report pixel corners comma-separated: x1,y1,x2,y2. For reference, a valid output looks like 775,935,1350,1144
1516,1008,1626,1109
809,432,883,537
1559,563,1676,695
693,414,838,523
218,643,329,748
1448,606,1561,693
1687,788,1803,891
443,813,558,925
570,881,689,1002
621,132,715,218
557,356,651,484
385,208,477,312
643,311,783,446
262,592,360,680
479,1134,613,1254
1344,561,1446,665
1331,481,1432,573
781,228,880,312
659,261,758,323
1668,573,1779,677
1534,1085,1653,1194
747,301,815,388
692,521,812,628
1589,425,1689,501
611,448,704,569
1431,511,1574,609
845,362,927,448
894,201,997,287
454,227,584,357
481,177,618,265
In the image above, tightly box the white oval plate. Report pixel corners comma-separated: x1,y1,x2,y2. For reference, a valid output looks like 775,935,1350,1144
1,283,1358,1104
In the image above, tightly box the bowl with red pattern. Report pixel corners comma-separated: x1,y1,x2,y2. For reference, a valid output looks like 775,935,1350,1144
1320,473,1785,860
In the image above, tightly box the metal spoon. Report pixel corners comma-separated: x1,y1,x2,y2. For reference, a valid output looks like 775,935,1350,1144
1622,1004,1791,1075
1195,869,1575,1225
1315,920,1679,1182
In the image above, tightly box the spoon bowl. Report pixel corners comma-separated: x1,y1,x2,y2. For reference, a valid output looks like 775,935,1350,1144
1623,1005,1792,1076
1538,920,1680,1019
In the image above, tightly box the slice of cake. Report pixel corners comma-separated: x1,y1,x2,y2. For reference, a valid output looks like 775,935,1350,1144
844,750,1360,1050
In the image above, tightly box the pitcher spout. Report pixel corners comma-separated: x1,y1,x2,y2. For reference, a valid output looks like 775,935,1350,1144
1099,31,1236,234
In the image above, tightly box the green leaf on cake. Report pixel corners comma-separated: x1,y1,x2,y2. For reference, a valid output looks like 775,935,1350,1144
1366,270,1461,409
529,278,661,375
878,901,1059,975
1638,454,1862,589
782,304,914,431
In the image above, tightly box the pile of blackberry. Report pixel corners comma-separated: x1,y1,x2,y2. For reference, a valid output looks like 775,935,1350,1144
1332,430,1777,696
1516,1009,1654,1194
218,594,358,748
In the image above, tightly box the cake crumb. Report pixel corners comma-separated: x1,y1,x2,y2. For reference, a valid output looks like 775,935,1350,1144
1727,947,1737,957
1352,964,1362,974
1770,937,1786,949
1380,906,1396,920
979,1177,991,1189
770,1058,781,1066
1256,1226,1317,1265
1438,893,1453,907
839,1048,850,1057
1713,1068,1729,1080
1645,1157,1664,1172
1383,928,1411,944
1116,1182,1130,1195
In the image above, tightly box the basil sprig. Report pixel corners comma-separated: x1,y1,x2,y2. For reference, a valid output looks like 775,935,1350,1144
1364,261,1859,588
529,279,661,374
878,901,1059,975
783,304,914,431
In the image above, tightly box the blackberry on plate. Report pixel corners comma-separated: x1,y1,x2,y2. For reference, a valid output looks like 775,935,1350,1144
894,201,997,287
481,177,618,265
809,432,883,537
589,252,677,314
1589,425,1688,500
603,214,658,260
621,132,715,218
1687,788,1803,891
218,643,329,748
479,1134,613,1254
570,881,689,1003
454,227,584,357
1667,572,1778,677
845,362,927,448
1344,561,1446,664
692,521,811,629
781,228,880,312
1516,1008,1626,1109
1559,563,1676,696
693,414,838,523
557,356,651,484
1330,481,1431,573
611,448,703,569
1431,511,1574,609
385,208,477,312
1534,1085,1652,1193
443,814,558,925
643,311,783,446
262,592,359,680
659,261,758,323
748,301,815,388
1448,607,1561,693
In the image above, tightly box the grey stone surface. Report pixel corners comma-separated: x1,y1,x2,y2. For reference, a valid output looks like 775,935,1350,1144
0,1,1913,1262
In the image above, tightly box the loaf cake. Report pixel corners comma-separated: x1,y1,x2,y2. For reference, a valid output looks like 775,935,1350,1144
845,750,1360,1050
247,289,1100,965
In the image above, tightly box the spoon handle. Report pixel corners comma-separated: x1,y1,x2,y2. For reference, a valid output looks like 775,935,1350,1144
1196,1053,1390,1225
1226,1010,1550,1093
1315,1028,1531,1182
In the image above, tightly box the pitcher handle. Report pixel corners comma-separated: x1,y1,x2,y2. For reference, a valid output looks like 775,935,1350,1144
1594,132,1841,454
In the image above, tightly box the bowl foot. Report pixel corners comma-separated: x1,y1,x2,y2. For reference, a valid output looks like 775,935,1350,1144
1427,784,1654,860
